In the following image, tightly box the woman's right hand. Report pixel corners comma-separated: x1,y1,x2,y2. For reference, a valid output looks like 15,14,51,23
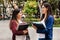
23,30,28,35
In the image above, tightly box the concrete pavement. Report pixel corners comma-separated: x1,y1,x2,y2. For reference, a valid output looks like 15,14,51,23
0,20,60,40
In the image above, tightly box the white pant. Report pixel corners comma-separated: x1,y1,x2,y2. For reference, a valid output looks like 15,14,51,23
16,35,26,40
37,33,45,39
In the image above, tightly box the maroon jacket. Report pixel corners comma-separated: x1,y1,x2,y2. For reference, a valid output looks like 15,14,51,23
10,20,27,35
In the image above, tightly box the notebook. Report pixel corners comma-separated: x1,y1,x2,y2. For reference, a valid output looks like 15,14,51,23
17,23,29,31
32,22,46,29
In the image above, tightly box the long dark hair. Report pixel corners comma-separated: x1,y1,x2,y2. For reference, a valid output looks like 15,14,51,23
41,3,52,21
11,9,20,22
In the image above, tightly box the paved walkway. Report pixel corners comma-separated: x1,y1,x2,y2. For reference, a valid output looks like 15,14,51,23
0,20,60,40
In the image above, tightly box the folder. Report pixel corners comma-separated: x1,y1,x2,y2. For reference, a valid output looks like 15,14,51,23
32,22,46,29
17,23,29,31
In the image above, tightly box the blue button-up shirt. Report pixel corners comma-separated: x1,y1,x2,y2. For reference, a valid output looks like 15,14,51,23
37,15,54,38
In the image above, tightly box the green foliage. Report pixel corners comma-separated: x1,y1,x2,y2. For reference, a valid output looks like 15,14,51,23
23,1,37,16
54,18,60,27
54,18,60,25
24,17,60,27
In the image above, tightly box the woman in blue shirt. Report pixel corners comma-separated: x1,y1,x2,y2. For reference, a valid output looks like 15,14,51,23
39,3,54,40
33,3,54,40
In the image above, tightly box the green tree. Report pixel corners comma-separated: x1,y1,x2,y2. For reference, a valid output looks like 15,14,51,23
23,1,37,16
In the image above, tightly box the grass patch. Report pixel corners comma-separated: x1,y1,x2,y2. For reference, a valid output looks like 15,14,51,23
53,24,60,27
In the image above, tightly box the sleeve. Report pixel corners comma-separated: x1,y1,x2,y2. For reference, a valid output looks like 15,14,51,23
46,17,54,38
47,17,54,29
10,21,24,35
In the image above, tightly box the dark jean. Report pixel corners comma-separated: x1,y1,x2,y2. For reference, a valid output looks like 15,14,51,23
38,38,45,40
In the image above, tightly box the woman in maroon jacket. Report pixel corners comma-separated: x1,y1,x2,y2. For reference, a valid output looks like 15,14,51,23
10,9,28,40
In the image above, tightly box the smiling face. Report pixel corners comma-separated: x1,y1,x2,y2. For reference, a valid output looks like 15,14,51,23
42,5,48,14
17,11,23,20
